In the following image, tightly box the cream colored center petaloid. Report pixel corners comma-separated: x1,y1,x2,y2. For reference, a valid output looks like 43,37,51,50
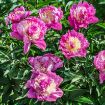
30,27,41,40
65,37,81,52
45,81,56,95
34,78,56,96
41,10,54,23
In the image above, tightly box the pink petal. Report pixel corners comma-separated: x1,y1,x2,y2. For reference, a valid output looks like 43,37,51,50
89,17,99,23
99,72,105,84
27,89,36,98
54,61,63,71
25,80,32,88
33,40,46,50
25,11,32,17
28,57,35,67
10,32,23,40
23,36,31,54
47,72,63,86
46,88,63,101
51,22,62,30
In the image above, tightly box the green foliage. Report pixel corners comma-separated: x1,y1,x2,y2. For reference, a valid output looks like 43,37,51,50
0,0,105,105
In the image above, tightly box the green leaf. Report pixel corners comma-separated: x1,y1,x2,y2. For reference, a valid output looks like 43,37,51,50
71,75,82,83
96,23,105,29
65,1,73,11
75,96,94,104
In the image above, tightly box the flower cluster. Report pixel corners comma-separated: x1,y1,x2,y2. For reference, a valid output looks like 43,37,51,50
59,1,98,59
26,54,63,101
6,0,102,102
6,6,63,54
94,51,105,84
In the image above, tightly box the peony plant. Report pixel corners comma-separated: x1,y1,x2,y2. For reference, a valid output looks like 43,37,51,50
2,0,105,104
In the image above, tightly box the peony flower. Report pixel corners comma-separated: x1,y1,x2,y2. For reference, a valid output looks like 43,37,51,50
59,30,89,59
94,50,105,71
68,1,99,30
11,16,47,54
25,72,63,102
28,53,63,73
5,6,31,25
38,5,63,30
94,50,105,84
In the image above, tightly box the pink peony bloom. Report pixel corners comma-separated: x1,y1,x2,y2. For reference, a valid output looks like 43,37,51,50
25,72,63,102
28,53,63,73
59,30,89,59
39,5,63,30
94,50,105,84
68,1,99,30
11,16,47,54
5,6,31,25
94,50,105,72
